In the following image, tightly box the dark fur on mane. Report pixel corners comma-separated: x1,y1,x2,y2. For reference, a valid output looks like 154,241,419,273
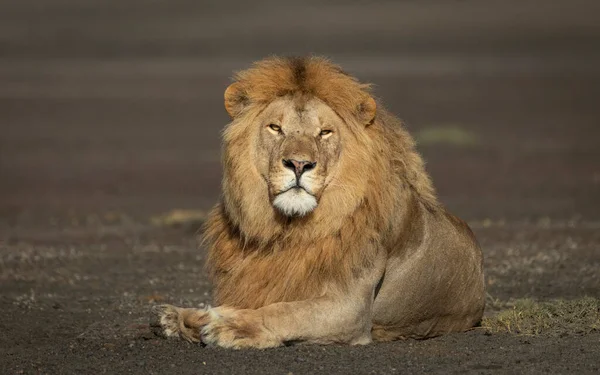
232,56,373,124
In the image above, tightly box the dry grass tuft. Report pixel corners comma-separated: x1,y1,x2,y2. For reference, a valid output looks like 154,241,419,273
482,297,600,335
150,209,207,228
415,125,479,147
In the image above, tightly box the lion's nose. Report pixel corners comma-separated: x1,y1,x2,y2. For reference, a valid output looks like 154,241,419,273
282,159,317,179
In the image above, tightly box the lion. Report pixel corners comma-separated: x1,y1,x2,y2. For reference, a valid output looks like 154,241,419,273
156,56,485,349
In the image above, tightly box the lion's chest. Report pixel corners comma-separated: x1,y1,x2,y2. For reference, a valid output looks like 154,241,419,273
211,243,347,309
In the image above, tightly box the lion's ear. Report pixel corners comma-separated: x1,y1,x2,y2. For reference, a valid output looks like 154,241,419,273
358,96,377,126
224,82,248,118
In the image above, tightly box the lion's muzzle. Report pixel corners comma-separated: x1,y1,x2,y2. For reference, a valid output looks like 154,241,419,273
282,159,317,181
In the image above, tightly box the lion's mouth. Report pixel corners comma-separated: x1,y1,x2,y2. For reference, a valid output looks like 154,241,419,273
278,185,310,196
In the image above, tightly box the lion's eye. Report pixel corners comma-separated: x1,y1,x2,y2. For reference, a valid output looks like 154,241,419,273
319,129,333,137
268,124,282,133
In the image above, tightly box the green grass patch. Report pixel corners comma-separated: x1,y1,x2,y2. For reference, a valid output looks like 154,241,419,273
150,209,207,228
415,125,479,147
482,297,600,335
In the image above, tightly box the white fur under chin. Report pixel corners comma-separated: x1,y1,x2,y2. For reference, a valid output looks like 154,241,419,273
273,189,318,217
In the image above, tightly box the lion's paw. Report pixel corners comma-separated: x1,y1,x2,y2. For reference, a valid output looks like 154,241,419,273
153,304,209,343
200,307,281,349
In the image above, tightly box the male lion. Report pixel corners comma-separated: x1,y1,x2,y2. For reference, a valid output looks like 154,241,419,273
157,56,485,349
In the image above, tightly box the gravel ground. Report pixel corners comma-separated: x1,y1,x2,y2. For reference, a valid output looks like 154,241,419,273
1,1,599,374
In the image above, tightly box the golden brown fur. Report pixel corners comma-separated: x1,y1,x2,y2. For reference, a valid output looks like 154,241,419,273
157,56,485,348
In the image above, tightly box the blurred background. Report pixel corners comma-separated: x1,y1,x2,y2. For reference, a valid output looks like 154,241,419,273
1,2,600,372
1,0,599,225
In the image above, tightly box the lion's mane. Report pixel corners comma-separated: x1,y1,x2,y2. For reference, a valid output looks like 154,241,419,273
203,56,439,309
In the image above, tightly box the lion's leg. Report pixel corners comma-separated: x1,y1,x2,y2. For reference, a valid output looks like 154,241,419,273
154,298,375,348
371,312,482,341
154,304,210,343
199,298,369,349
200,253,386,349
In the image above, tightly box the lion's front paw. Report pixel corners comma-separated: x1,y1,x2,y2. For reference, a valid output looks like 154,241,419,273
201,307,282,349
153,304,210,343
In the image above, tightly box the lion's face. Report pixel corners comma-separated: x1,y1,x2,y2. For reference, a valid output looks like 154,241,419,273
253,96,343,217
221,57,378,226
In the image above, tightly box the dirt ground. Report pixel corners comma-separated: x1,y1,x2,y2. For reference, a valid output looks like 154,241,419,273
1,1,600,374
